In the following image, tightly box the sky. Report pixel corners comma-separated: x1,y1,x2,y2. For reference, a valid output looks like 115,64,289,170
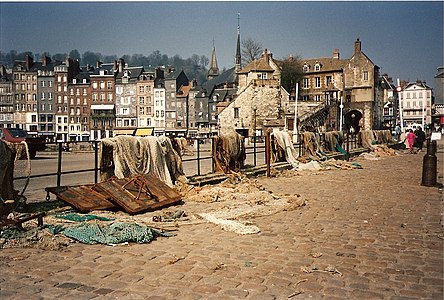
0,1,442,89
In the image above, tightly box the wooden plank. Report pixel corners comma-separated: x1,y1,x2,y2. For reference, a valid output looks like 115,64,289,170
95,175,182,215
47,185,115,213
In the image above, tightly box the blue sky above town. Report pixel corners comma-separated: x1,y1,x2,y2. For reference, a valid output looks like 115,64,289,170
0,1,442,88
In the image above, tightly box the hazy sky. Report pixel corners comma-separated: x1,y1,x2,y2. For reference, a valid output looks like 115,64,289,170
0,1,442,88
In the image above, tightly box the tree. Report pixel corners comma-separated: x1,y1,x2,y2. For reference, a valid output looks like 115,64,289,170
200,55,209,67
241,37,262,65
82,51,102,66
280,55,303,95
69,49,81,62
52,53,67,61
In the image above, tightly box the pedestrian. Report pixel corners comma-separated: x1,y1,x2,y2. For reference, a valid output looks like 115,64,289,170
406,129,417,153
395,124,401,141
414,126,426,151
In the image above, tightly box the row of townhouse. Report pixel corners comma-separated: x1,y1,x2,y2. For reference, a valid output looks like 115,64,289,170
0,55,202,141
0,38,437,142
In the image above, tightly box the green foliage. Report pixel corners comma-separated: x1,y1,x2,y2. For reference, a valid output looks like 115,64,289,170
280,55,303,94
0,49,210,85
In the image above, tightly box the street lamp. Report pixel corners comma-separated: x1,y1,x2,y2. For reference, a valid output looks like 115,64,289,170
253,105,257,166
339,96,344,132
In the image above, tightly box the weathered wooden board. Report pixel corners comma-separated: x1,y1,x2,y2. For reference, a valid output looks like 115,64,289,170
45,185,116,213
95,175,182,214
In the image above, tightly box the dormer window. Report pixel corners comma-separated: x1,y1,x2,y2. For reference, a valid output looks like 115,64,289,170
314,63,322,71
303,64,310,72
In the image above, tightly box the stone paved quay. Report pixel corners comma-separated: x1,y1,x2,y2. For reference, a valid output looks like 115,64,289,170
1,142,443,299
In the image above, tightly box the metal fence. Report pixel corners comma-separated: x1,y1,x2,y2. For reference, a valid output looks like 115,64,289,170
13,132,361,190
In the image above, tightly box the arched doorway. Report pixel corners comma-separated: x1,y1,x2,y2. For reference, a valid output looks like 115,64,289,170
344,110,363,133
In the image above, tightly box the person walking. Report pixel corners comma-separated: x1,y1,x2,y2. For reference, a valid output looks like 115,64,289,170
414,126,426,152
395,124,402,142
406,129,417,153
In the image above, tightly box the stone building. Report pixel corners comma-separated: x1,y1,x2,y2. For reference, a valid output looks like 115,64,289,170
398,80,433,129
37,57,59,141
163,69,189,136
294,38,383,133
136,71,155,129
67,71,91,141
12,55,38,133
90,62,116,140
0,66,14,128
54,58,81,141
114,60,142,135
218,49,283,137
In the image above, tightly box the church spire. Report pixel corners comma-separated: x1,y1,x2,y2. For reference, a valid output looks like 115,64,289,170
207,39,219,80
235,12,242,72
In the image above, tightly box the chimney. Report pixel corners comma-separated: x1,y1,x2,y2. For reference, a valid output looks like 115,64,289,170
155,67,164,79
113,60,118,72
96,61,102,69
25,55,34,70
333,49,340,59
41,56,51,66
118,58,125,73
354,38,362,54
0,65,6,76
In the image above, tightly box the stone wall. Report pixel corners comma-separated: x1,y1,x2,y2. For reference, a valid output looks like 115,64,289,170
219,81,281,136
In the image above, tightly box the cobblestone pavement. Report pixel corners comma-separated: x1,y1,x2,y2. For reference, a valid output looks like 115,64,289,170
1,142,443,299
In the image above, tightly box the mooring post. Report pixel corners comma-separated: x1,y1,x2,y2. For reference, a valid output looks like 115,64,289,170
94,140,99,184
421,139,437,187
265,128,271,177
56,141,63,187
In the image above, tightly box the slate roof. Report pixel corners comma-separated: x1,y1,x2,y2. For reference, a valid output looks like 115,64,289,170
300,57,347,73
202,67,237,91
237,57,275,74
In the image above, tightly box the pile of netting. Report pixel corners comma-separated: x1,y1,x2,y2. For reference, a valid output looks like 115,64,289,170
271,129,299,168
46,220,172,245
213,131,246,173
357,129,394,149
324,131,346,154
0,140,30,215
99,135,186,187
303,131,329,161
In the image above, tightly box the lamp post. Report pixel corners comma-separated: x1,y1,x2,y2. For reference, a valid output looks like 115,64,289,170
253,105,257,166
339,95,344,132
292,83,299,143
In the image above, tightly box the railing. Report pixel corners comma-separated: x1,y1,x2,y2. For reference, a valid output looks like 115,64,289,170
13,132,363,193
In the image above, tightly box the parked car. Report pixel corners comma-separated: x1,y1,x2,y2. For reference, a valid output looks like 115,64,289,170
0,128,46,159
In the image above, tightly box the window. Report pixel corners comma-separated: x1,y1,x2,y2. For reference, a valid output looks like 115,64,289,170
258,72,267,79
303,64,309,72
303,78,309,89
363,71,369,81
234,107,240,119
326,76,332,86
139,97,145,104
315,77,321,88
314,95,321,102
314,63,321,71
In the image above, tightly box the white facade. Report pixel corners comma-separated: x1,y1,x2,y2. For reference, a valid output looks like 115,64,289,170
398,81,433,129
153,87,166,133
115,74,137,128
